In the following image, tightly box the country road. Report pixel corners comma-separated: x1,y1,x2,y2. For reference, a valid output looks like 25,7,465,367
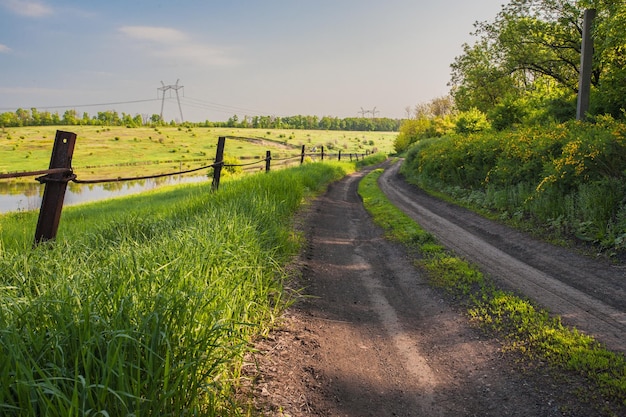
244,162,626,416
379,161,626,354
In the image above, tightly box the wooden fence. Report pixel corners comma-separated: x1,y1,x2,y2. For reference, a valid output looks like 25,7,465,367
0,130,371,244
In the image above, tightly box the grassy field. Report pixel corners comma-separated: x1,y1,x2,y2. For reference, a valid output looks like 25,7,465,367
0,161,359,416
0,126,397,181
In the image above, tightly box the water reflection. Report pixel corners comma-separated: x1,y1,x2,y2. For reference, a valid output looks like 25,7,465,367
0,175,208,214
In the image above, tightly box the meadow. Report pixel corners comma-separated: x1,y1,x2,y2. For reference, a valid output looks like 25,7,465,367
0,161,359,416
0,126,397,181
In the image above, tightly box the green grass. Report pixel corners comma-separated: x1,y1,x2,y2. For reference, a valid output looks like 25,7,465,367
0,161,353,416
0,126,397,181
358,168,626,413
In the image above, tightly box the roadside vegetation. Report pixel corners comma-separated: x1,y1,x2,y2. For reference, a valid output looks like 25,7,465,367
359,168,626,414
0,162,353,416
399,117,626,255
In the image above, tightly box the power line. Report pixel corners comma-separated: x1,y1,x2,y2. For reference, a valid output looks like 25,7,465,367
182,96,273,116
0,98,160,112
0,93,278,119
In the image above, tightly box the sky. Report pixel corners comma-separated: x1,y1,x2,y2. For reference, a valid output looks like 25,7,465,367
0,0,506,122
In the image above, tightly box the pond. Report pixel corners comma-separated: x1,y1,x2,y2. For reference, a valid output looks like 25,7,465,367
0,174,209,214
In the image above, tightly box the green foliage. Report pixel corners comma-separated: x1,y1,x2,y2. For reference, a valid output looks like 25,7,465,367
489,96,529,130
0,163,350,415
0,108,402,132
394,116,455,153
401,117,626,252
450,0,626,122
454,108,491,134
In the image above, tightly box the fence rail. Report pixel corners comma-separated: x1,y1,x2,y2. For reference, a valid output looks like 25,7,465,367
0,131,371,244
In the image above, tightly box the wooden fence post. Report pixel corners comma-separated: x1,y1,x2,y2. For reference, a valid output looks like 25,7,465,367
321,146,324,161
212,136,226,191
34,130,77,244
265,150,271,172
300,145,305,165
338,150,342,161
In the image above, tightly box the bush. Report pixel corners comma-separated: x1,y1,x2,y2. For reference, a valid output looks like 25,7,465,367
401,118,626,252
454,108,491,134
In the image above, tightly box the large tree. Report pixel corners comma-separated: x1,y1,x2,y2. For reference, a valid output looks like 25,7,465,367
450,0,626,118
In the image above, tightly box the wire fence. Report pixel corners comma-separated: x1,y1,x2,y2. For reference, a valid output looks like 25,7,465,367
1,131,371,244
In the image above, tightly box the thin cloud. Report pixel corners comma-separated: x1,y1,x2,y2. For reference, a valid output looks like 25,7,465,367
2,0,53,17
119,26,188,44
118,25,238,67
0,44,11,53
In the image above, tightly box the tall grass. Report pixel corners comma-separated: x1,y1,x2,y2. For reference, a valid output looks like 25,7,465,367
0,162,351,416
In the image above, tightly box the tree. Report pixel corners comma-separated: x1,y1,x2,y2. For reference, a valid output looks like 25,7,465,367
589,0,626,115
62,109,78,125
450,0,626,120
450,40,517,112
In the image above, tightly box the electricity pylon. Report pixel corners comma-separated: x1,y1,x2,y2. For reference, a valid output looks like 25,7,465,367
158,79,184,122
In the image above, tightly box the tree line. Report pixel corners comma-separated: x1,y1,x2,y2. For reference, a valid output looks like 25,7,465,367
0,108,401,132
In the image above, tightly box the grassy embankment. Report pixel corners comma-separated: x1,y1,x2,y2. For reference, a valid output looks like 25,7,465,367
0,161,357,416
400,117,626,254
359,167,626,414
0,126,396,181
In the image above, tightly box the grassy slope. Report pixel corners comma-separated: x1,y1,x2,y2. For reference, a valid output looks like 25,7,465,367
0,162,354,416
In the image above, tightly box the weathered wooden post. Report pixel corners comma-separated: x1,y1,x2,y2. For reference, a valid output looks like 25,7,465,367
265,150,271,172
338,150,342,161
212,136,226,191
34,130,77,244
576,8,596,121
300,145,305,165
321,146,324,161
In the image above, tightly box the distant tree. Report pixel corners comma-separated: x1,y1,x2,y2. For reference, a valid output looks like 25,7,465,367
62,109,78,125
15,108,30,126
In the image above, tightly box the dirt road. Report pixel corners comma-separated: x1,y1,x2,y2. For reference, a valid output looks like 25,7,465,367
379,161,626,354
244,163,625,416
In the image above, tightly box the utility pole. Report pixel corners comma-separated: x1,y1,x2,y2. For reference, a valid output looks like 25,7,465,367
576,9,595,121
158,79,184,122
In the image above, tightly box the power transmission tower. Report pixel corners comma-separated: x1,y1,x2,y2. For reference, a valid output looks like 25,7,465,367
370,107,379,118
157,79,184,122
359,107,368,118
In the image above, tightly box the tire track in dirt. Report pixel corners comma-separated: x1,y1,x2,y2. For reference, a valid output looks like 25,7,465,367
379,161,626,354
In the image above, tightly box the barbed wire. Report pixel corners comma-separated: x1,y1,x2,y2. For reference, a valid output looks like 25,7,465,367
0,152,367,184
72,162,218,184
0,167,72,180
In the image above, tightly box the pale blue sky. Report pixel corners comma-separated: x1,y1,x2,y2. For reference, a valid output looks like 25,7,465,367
0,0,505,122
